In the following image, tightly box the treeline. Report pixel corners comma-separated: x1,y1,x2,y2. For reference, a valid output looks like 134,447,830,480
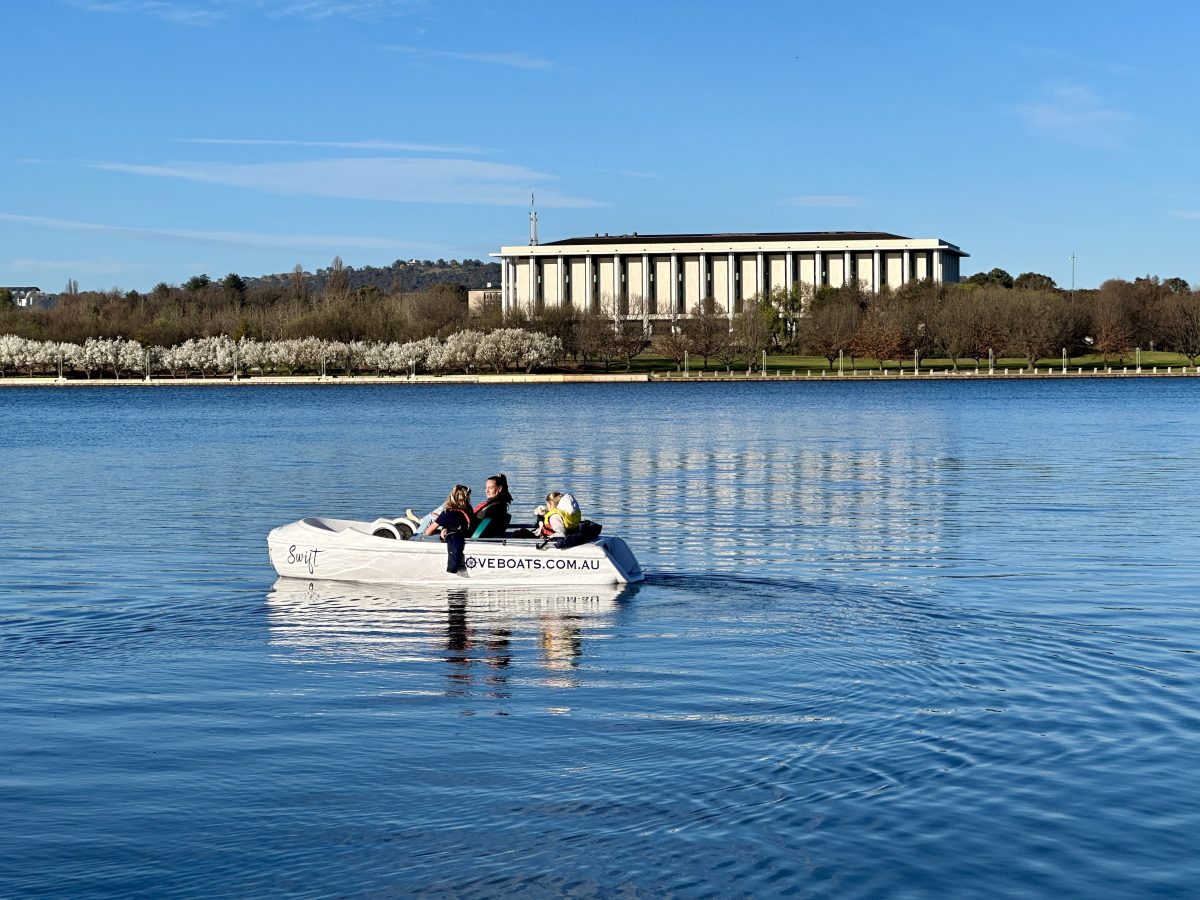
641,275,1200,370
3,256,1199,372
246,257,499,296
0,256,501,348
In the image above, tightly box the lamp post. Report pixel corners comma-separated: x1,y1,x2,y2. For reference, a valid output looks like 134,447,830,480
988,347,994,375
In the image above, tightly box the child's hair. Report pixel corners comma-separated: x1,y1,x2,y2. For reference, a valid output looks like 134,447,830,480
545,491,563,507
445,484,472,510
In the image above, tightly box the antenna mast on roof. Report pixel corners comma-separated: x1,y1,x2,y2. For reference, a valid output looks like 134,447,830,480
529,191,539,246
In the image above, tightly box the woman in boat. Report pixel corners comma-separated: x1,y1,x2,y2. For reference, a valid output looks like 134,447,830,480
408,474,509,539
472,473,513,538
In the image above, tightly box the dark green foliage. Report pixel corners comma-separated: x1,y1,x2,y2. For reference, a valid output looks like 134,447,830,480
964,268,1015,289
248,259,500,297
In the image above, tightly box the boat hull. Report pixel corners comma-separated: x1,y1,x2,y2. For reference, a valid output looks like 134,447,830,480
268,517,644,586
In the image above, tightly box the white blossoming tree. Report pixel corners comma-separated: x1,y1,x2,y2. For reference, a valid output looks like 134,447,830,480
439,329,483,374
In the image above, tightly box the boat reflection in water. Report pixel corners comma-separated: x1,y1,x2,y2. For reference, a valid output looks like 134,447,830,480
265,577,638,697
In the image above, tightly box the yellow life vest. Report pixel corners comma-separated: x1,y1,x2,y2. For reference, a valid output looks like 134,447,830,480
541,500,582,535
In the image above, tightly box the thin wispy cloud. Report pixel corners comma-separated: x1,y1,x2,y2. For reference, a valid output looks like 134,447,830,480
175,138,485,154
1169,210,1200,220
0,211,437,251
69,0,420,26
1011,44,1140,78
1013,82,1133,149
68,0,223,26
779,195,866,208
9,258,153,276
614,170,664,180
383,44,554,70
86,157,605,207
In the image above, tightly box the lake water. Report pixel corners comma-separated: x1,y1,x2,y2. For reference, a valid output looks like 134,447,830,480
2,380,1197,898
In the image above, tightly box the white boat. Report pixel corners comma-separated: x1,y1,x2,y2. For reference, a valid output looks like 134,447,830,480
267,516,644,586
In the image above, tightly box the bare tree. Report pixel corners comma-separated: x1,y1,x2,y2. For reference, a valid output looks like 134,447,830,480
325,255,350,301
733,297,776,367
1002,291,1070,370
290,264,309,305
576,309,620,372
604,295,651,370
801,296,861,367
851,303,905,370
683,298,730,368
1159,291,1200,365
1089,289,1133,364
652,327,691,372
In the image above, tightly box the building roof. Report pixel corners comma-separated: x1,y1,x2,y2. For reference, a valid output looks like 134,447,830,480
540,231,908,246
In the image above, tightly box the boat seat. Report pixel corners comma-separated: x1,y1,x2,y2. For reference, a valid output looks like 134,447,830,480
471,512,511,540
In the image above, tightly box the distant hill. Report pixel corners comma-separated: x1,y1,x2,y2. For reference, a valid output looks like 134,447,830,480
245,258,501,295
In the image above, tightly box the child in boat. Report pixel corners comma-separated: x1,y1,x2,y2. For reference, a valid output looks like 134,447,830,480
535,491,582,539
424,484,474,572
421,484,474,538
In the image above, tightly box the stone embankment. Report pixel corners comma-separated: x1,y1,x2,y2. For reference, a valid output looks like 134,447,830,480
1,366,1197,387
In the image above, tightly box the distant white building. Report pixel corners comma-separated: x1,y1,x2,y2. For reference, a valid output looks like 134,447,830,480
4,287,48,308
492,231,968,326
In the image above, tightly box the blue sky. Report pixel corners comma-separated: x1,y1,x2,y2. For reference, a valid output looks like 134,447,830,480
4,0,1200,292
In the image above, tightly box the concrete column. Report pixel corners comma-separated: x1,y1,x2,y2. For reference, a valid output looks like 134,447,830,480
756,251,764,298
786,252,794,297
670,253,679,318
528,255,536,308
727,252,735,319
642,253,650,319
557,256,565,307
844,251,852,288
699,253,707,311
814,251,823,287
613,253,621,319
903,250,911,284
873,250,881,293
500,256,508,316
585,254,594,310
931,250,942,283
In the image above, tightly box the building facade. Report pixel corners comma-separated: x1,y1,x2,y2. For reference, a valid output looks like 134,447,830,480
467,285,502,313
493,232,967,325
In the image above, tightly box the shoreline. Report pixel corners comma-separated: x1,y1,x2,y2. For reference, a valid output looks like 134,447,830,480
2,366,1198,387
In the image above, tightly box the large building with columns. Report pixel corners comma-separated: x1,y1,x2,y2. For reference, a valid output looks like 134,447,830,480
493,231,967,327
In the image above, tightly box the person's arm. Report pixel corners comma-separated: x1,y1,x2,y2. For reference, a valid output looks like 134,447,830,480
424,518,441,537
